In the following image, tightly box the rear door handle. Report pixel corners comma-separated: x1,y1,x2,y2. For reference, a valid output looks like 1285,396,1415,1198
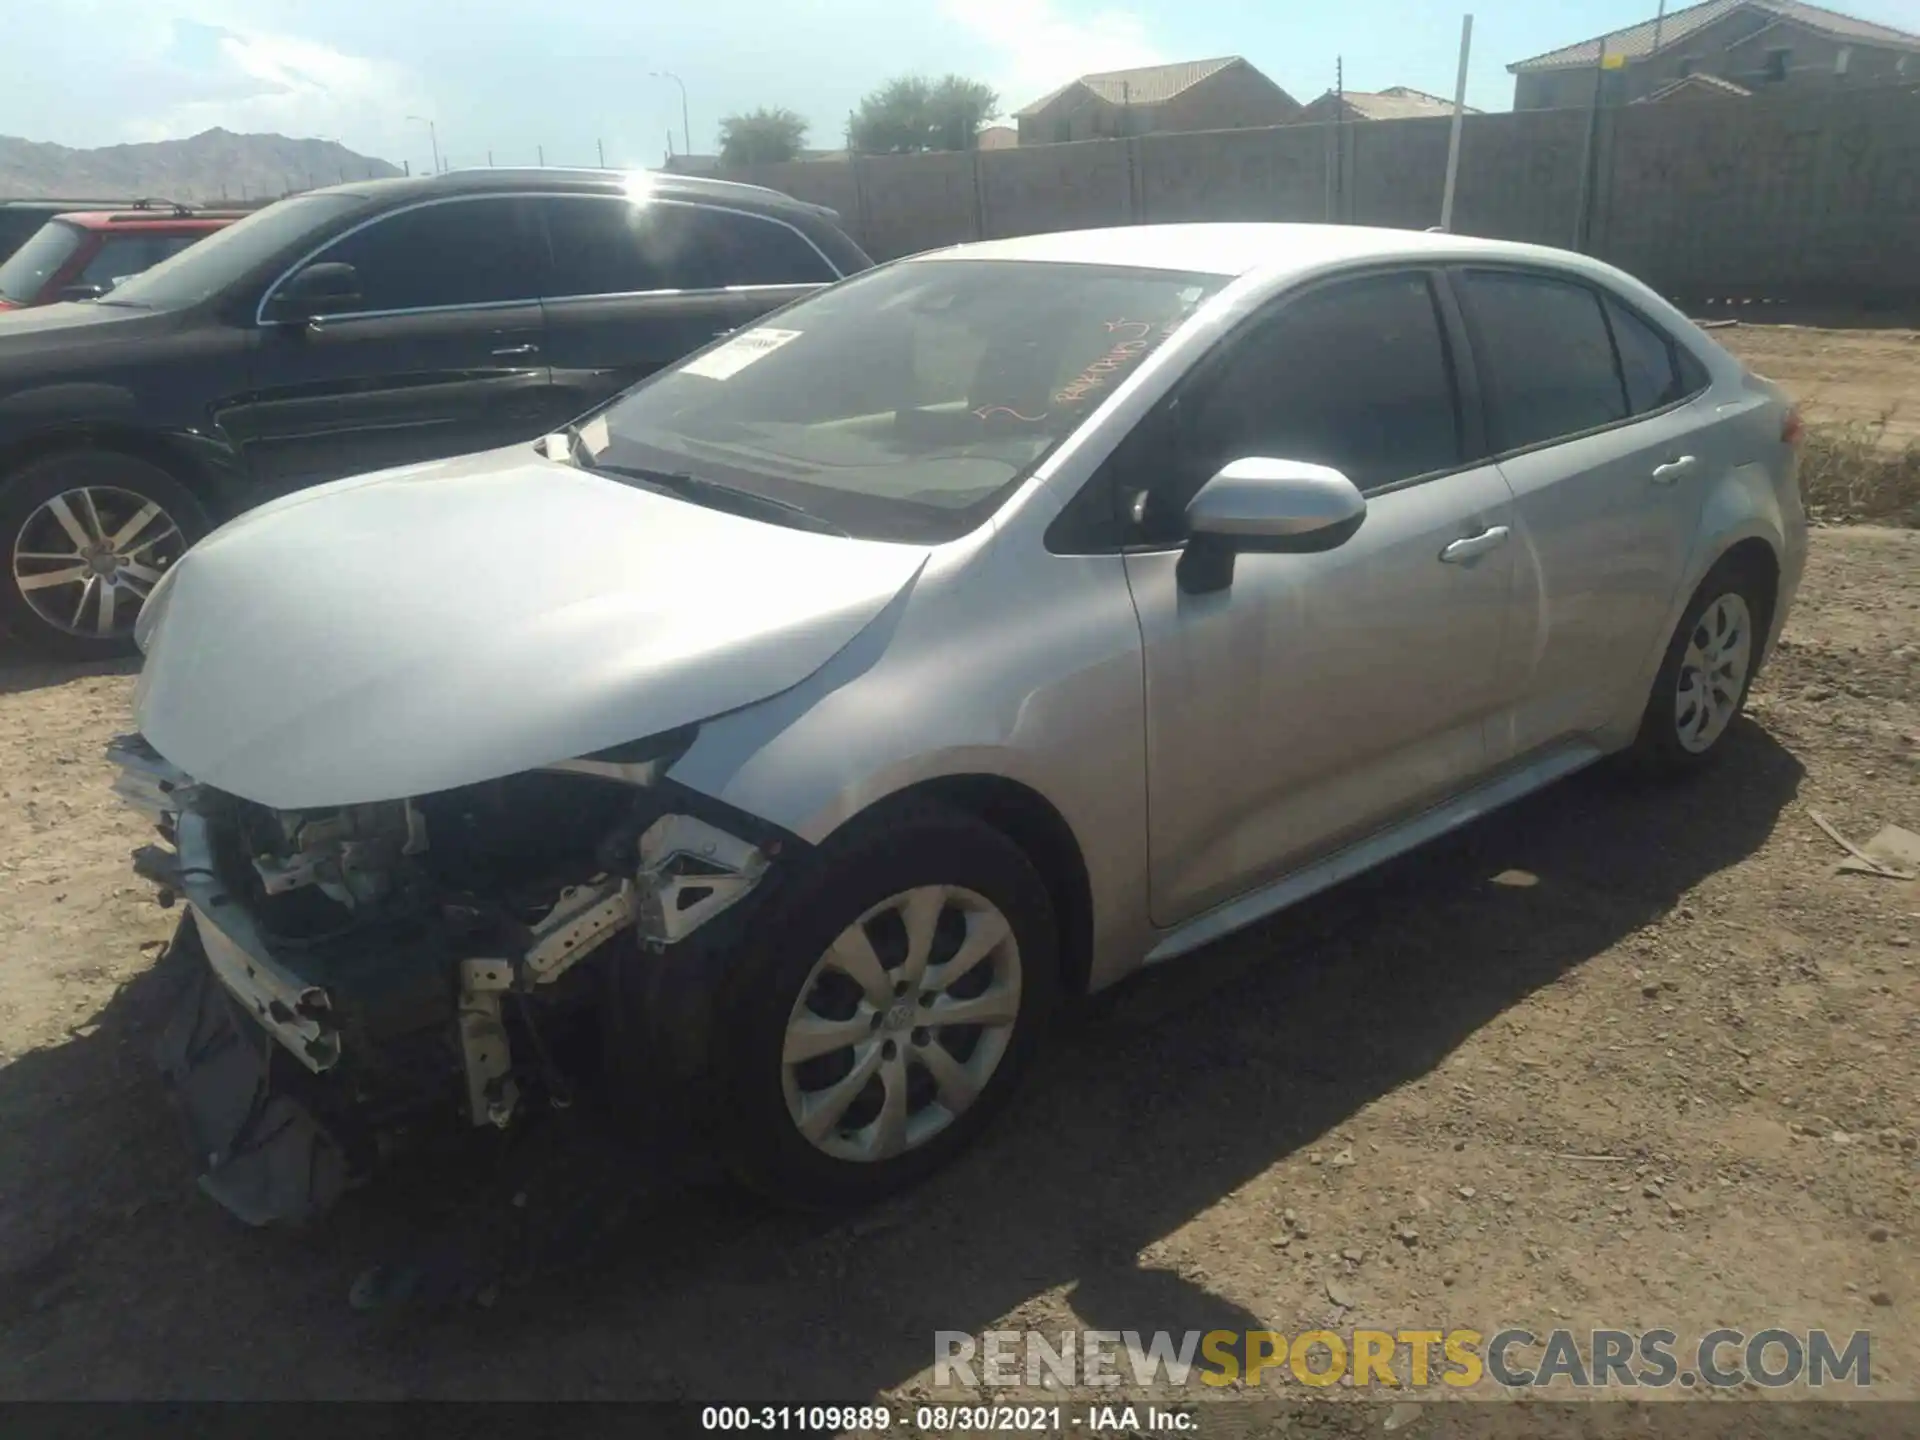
1440,525,1512,564
491,343,539,357
1651,455,1698,485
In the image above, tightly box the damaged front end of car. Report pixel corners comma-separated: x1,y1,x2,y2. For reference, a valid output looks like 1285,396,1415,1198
108,728,783,1227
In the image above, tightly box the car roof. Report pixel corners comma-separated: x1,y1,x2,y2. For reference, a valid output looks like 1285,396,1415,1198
912,222,1608,284
305,167,845,223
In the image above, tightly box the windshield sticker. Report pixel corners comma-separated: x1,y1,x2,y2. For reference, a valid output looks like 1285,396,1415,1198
1052,317,1175,408
681,327,803,381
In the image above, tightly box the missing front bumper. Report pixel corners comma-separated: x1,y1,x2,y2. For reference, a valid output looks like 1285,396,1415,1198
153,915,356,1226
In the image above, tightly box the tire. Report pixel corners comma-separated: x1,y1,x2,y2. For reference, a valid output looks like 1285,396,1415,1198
1624,555,1770,777
0,449,207,660
703,803,1059,1209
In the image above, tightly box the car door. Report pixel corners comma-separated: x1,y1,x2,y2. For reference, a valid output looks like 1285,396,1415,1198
231,195,551,491
1454,267,1713,763
537,195,841,426
1118,269,1520,927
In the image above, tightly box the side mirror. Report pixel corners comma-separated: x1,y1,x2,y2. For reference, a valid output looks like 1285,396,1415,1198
262,261,362,323
56,283,108,303
1177,457,1368,595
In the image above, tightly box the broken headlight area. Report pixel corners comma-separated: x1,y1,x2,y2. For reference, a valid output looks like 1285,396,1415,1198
107,732,777,1226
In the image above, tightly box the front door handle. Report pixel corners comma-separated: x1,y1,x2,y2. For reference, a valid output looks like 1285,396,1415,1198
1440,525,1511,564
491,343,539,357
1651,455,1699,485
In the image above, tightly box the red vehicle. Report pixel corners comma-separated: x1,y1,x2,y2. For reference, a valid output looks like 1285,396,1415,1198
0,202,243,310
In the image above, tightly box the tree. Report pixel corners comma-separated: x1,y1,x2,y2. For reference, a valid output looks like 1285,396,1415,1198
718,107,809,165
847,73,1000,154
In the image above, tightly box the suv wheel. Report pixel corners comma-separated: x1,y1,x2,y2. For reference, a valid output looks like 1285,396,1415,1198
706,805,1058,1208
1,451,204,660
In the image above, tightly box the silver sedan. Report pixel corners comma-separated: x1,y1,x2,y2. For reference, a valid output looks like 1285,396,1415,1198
117,221,1806,1222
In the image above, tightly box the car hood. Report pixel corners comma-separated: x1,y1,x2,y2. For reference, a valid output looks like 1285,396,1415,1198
134,447,930,809
0,299,177,360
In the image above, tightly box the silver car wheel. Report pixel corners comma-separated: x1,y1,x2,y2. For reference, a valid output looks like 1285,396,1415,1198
1674,592,1752,754
781,884,1022,1164
12,484,183,639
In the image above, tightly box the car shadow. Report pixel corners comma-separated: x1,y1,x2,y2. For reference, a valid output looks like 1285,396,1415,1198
0,648,138,697
0,722,1804,1399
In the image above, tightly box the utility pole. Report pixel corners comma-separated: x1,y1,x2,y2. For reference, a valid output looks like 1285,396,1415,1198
1334,56,1344,223
597,137,606,167
537,144,545,167
407,115,440,175
1439,14,1474,231
1573,33,1617,250
488,149,494,166
652,71,692,157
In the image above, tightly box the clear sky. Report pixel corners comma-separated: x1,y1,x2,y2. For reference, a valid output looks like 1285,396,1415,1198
9,0,1920,170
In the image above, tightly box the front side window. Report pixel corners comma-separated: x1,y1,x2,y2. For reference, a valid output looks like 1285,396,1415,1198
300,197,541,313
1463,269,1626,451
542,198,834,296
0,221,84,303
107,193,365,309
1127,271,1463,540
582,258,1226,544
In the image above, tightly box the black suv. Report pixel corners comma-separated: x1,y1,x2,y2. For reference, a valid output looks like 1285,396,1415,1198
0,168,871,656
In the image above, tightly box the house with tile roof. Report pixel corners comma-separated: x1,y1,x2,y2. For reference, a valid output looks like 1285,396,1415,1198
1013,57,1301,145
1297,86,1481,123
1509,0,1920,109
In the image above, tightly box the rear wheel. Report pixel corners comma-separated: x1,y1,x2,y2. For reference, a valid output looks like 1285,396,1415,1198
1626,556,1769,776
0,450,205,659
705,805,1058,1208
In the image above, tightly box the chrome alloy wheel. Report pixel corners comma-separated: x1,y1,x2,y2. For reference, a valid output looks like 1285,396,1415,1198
12,485,184,639
781,885,1022,1163
1675,591,1753,754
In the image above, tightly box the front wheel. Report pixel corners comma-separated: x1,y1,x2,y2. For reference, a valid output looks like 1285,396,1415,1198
1625,557,1769,776
1,450,205,659
704,805,1059,1209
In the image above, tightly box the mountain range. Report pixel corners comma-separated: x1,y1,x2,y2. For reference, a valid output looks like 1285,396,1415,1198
0,128,402,203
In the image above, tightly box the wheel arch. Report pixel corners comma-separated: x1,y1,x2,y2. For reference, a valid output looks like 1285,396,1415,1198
0,422,223,519
842,773,1097,999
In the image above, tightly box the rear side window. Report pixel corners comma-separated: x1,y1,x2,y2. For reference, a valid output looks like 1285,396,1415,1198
1463,270,1626,451
542,198,835,297
306,197,541,312
76,234,202,290
1604,294,1699,414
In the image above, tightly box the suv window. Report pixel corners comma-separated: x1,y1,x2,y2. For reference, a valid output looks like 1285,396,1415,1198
1129,271,1462,540
542,197,833,297
0,221,83,303
303,197,541,313
1603,294,1697,415
1464,270,1627,450
77,234,201,291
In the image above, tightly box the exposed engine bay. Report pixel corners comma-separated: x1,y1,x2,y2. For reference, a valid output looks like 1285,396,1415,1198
108,732,775,1226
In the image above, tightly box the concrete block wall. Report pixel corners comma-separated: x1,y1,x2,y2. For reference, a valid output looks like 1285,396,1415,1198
728,86,1920,301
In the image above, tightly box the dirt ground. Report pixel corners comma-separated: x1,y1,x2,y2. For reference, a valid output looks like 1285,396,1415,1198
1716,323,1920,449
0,324,1917,1415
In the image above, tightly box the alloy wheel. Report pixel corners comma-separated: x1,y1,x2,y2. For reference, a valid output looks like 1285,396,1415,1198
1674,591,1752,754
781,884,1023,1163
12,485,184,640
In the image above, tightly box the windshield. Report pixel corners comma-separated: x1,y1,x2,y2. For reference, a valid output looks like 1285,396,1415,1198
102,193,365,309
584,258,1225,544
0,220,84,304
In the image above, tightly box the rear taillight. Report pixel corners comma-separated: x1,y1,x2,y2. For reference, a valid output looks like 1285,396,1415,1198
1781,405,1805,449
